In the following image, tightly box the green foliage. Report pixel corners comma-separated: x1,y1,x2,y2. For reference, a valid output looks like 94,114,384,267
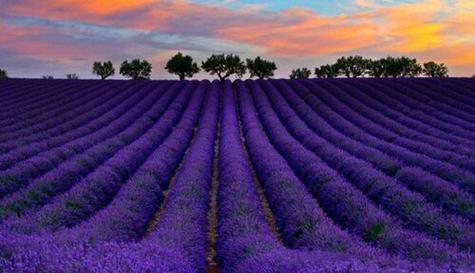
42,75,54,80
315,56,426,78
315,64,339,78
290,68,311,79
293,217,315,240
423,61,449,77
364,223,385,242
376,57,422,78
201,54,246,81
380,57,400,77
66,73,79,80
92,61,115,80
0,68,7,79
165,52,200,80
398,57,422,77
335,56,370,78
120,59,152,80
367,59,386,78
246,56,277,79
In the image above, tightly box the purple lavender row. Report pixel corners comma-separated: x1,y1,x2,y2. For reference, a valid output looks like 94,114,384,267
245,80,472,264
271,80,475,222
0,82,167,201
0,80,212,273
321,79,475,173
2,81,203,234
384,79,475,133
0,220,442,271
316,79,475,148
0,230,196,273
0,79,59,106
334,79,473,157
0,81,192,225
258,80,474,248
0,81,155,170
0,83,176,220
416,79,475,108
389,78,475,117
362,79,475,132
219,81,398,273
144,80,218,273
0,82,113,137
0,81,127,141
399,79,475,116
0,80,72,115
446,78,475,99
299,80,475,195
0,80,103,128
218,80,283,272
332,79,473,147
366,79,475,129
0,81,125,137
60,81,213,243
234,80,418,267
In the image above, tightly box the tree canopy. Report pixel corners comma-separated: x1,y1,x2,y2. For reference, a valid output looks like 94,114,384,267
335,56,370,78
0,68,7,79
311,56,443,79
120,59,152,80
201,54,246,81
423,62,449,77
165,52,200,80
290,68,311,79
66,73,79,80
93,61,115,80
315,64,339,78
246,57,277,79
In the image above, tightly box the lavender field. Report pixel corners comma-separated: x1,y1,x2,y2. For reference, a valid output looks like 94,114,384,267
0,78,474,273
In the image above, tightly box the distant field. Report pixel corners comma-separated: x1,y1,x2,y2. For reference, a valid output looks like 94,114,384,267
0,78,474,273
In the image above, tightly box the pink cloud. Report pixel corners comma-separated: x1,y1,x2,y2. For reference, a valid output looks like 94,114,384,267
1,0,474,76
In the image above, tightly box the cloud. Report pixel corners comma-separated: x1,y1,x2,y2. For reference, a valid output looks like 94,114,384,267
0,0,474,77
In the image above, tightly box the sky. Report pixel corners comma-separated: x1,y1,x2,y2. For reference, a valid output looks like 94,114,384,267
0,0,474,79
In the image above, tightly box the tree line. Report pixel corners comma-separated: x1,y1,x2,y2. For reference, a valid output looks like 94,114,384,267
308,56,449,79
0,54,465,80
91,53,276,81
91,54,451,80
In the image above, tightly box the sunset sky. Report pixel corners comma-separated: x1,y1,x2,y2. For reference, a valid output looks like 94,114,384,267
1,0,474,79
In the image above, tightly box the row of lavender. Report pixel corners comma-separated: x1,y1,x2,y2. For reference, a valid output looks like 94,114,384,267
0,78,474,272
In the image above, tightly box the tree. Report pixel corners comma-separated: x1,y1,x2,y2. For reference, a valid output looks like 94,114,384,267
368,57,422,78
368,59,385,78
120,59,152,80
66,73,79,80
93,61,115,80
201,54,246,81
246,56,277,79
0,68,7,79
335,56,370,78
423,62,448,77
165,52,200,80
315,64,339,78
42,75,54,79
290,68,311,79
398,57,422,77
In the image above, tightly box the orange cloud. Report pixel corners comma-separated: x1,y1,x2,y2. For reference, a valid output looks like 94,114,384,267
217,9,379,56
1,0,474,75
